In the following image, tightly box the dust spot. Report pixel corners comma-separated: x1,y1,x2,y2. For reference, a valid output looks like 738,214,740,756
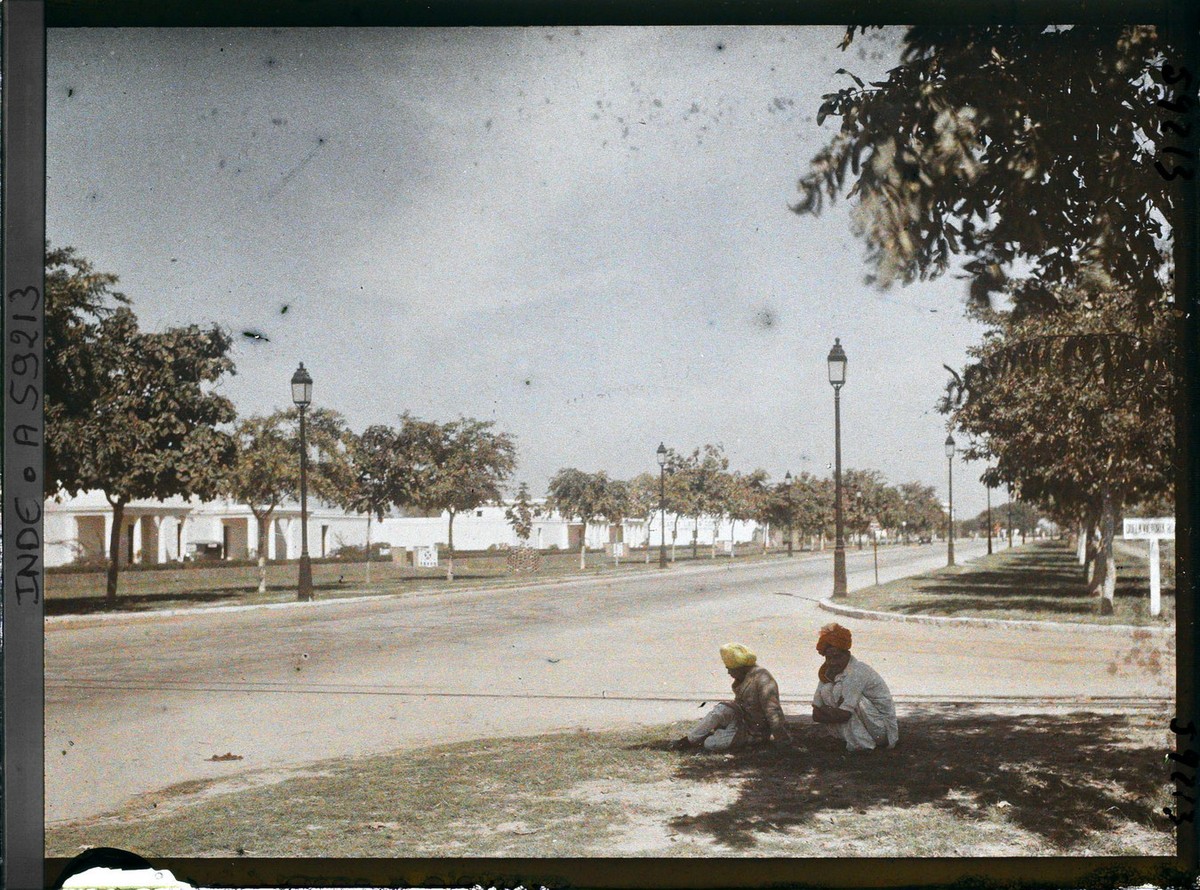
67,87,74,98
525,379,532,386
218,159,226,169
753,307,778,329
265,56,278,68
281,304,290,314
271,117,287,126
715,42,725,51
242,330,270,342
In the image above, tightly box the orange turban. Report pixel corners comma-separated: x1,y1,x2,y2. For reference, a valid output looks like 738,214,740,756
816,623,852,653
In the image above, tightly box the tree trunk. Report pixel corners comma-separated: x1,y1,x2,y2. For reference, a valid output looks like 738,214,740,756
106,498,127,605
255,507,273,595
1076,522,1087,566
446,511,456,581
645,518,652,564
692,519,699,559
1099,490,1116,615
671,518,680,562
762,522,769,554
1085,517,1100,594
580,520,588,570
614,521,621,567
365,513,373,585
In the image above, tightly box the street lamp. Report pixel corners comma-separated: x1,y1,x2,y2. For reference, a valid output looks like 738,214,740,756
828,338,848,598
784,471,794,557
292,362,314,602
657,442,668,569
944,433,956,567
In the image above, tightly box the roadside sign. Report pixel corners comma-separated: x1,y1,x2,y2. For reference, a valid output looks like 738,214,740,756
414,545,439,568
1121,516,1172,618
1123,517,1174,539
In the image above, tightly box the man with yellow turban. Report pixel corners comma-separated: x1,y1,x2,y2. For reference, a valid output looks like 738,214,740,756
812,623,899,752
672,642,791,752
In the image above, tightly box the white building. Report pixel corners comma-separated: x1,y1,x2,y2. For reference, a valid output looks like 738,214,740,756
44,491,763,568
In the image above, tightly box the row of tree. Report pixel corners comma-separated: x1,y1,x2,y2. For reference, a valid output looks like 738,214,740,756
46,243,956,603
797,25,1181,613
44,245,519,602
540,446,950,570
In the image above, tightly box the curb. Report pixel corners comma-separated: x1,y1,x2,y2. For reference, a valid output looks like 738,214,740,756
45,550,830,627
817,598,1174,635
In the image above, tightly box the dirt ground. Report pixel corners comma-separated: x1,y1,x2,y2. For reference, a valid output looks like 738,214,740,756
45,703,1172,858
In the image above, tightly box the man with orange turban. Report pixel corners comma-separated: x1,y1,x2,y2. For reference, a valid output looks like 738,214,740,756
812,623,899,752
672,642,792,752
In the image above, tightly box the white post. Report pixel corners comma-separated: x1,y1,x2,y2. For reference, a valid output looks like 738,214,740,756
267,518,278,560
179,517,190,561
155,516,167,564
1149,536,1162,618
131,516,144,564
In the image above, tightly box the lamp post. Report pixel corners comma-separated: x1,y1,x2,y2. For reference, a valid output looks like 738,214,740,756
292,363,314,602
944,433,956,567
828,338,848,598
656,442,668,569
784,471,794,557
986,478,993,555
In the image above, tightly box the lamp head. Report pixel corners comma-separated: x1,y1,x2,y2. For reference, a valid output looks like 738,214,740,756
291,362,313,408
827,338,847,387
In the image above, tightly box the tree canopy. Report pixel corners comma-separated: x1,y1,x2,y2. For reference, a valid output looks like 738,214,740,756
795,26,1175,312
52,307,237,601
403,414,517,580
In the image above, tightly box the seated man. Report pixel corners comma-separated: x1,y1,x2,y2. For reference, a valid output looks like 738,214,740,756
674,642,792,752
811,623,899,752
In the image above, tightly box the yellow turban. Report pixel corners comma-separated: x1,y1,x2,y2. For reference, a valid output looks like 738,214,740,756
720,642,757,669
816,623,853,653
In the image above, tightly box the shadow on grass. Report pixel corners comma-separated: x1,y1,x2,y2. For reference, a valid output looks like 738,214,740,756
45,589,247,615
885,542,1173,616
632,708,1167,851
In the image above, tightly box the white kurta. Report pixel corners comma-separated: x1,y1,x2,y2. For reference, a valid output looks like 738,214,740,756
813,655,900,751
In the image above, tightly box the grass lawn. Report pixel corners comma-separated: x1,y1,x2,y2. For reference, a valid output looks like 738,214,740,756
842,540,1174,626
45,544,780,616
45,707,1172,857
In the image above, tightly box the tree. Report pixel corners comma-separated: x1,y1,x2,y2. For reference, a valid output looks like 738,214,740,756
944,285,1175,613
341,424,414,585
545,468,612,570
227,408,354,595
50,307,237,603
403,415,518,581
627,472,661,563
44,244,130,499
896,481,945,539
504,482,541,544
600,478,632,565
674,445,730,558
723,469,768,558
795,26,1175,319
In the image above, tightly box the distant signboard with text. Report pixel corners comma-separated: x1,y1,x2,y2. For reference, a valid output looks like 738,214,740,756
1122,517,1175,539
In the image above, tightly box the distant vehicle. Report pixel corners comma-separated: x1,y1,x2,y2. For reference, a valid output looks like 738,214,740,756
186,540,224,561
917,534,933,545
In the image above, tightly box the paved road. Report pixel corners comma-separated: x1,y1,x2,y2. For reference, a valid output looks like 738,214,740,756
46,541,1171,823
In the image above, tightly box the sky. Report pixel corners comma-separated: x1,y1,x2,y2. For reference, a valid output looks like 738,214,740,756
47,26,997,518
